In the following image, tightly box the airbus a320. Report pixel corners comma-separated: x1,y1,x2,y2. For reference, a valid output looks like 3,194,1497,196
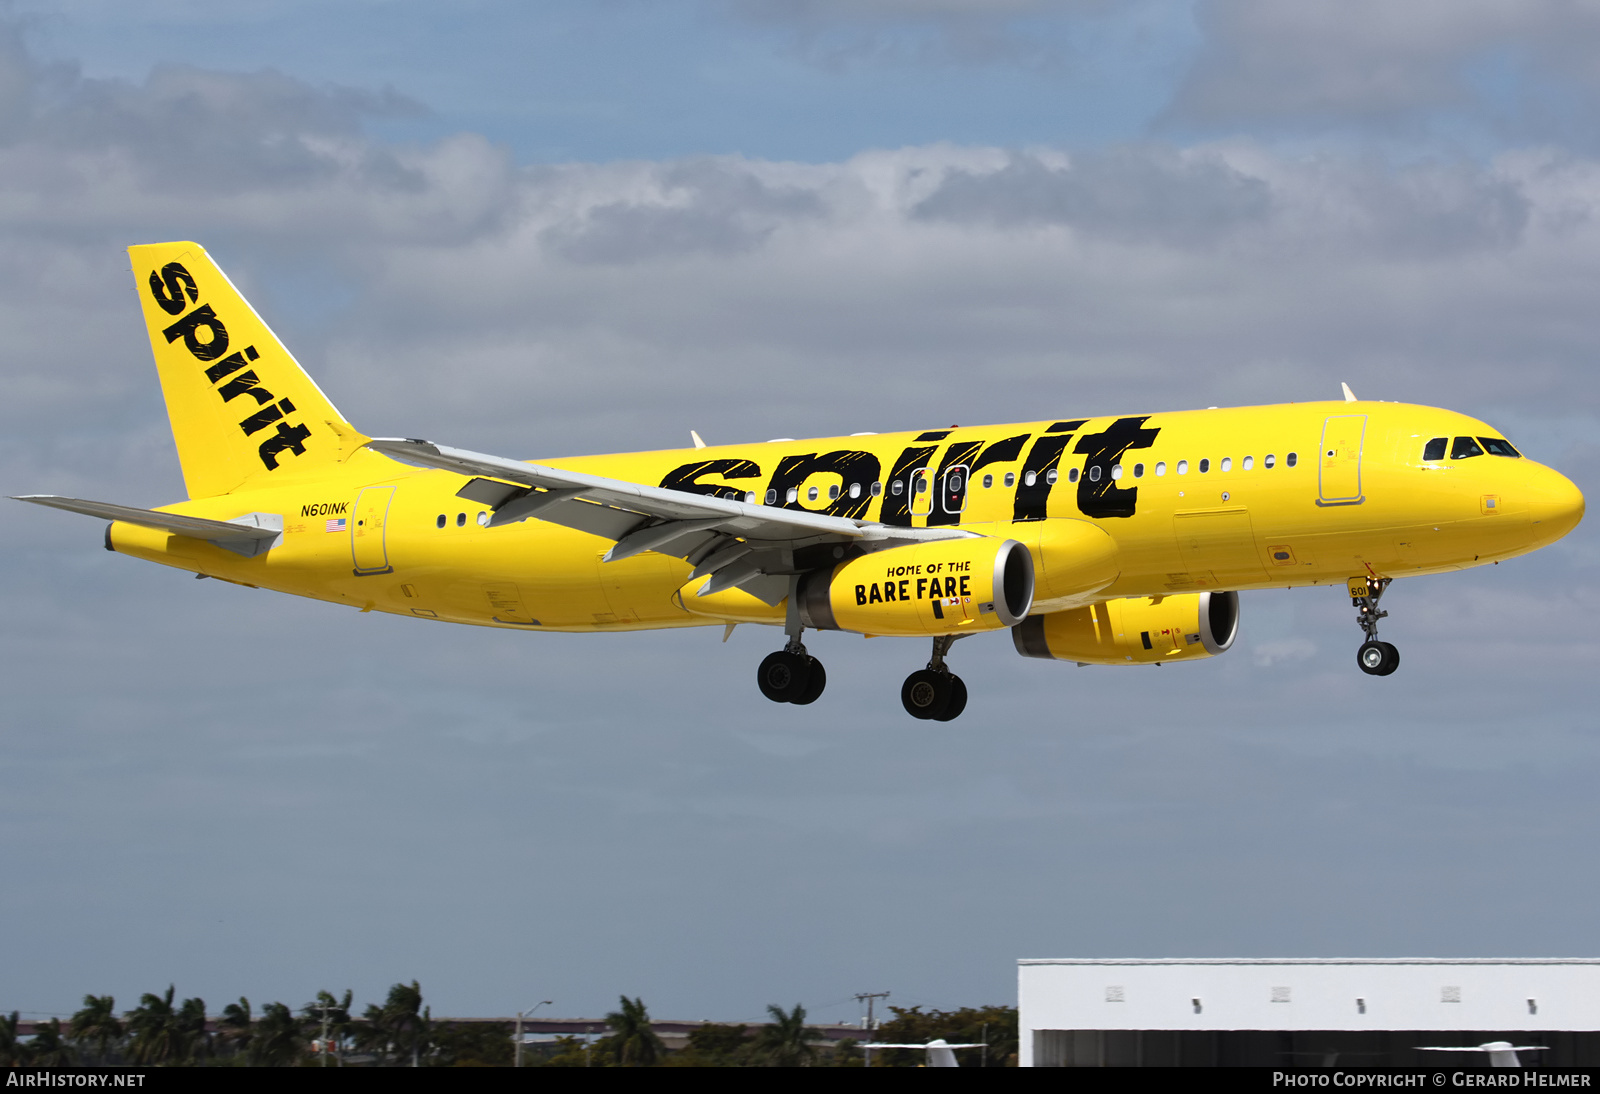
15,243,1586,720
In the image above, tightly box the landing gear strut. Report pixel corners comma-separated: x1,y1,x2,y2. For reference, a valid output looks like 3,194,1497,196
1352,576,1400,677
901,635,968,721
757,579,827,706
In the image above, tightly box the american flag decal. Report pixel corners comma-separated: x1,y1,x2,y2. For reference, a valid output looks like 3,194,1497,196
325,517,347,532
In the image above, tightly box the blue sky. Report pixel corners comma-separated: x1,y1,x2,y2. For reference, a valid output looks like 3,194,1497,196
3,0,1600,1032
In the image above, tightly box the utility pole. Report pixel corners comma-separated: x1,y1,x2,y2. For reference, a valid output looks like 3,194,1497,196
515,1001,553,1067
856,991,890,1068
311,999,343,1067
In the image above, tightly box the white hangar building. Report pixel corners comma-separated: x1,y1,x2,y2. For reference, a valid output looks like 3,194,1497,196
1019,959,1600,1067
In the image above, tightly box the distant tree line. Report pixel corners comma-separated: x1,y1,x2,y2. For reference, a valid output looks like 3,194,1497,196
0,987,1017,1067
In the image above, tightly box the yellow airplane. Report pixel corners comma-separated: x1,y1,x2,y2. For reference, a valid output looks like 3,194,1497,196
14,242,1587,720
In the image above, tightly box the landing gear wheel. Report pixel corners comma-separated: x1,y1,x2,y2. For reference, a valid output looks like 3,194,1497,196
792,659,827,705
1357,640,1400,676
932,674,967,721
901,669,951,720
758,650,814,703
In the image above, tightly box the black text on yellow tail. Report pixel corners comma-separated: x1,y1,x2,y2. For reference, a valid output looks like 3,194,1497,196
130,242,367,499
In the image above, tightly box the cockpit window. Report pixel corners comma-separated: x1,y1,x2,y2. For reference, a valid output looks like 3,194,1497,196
1451,436,1485,459
1479,437,1521,457
1423,437,1447,461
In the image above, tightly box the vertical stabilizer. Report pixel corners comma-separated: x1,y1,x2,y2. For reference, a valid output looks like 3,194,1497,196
128,242,367,499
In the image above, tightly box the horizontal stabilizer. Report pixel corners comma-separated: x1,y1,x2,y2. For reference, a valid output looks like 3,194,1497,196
12,495,282,557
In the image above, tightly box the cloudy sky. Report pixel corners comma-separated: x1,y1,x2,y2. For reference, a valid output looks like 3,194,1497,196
3,0,1599,1030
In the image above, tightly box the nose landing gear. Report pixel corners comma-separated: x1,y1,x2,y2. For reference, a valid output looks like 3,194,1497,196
901,635,968,721
1352,576,1400,676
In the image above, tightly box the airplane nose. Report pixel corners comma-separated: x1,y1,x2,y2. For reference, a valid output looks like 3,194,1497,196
1527,466,1585,546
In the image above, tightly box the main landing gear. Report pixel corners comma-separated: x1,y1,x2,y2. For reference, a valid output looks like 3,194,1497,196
901,635,968,722
757,639,826,706
1352,576,1400,677
758,581,828,706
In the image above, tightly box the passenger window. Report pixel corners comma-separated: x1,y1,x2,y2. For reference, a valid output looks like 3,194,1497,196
1422,438,1447,461
1242,456,1254,470
1088,466,1101,482
456,513,466,527
1220,457,1232,472
1177,460,1188,475
1199,459,1210,473
436,514,446,529
1155,461,1167,476
744,492,756,504
1133,463,1145,478
1479,437,1521,457
1045,468,1058,485
1286,452,1298,467
1264,454,1276,469
891,480,903,496
828,484,840,500
1024,470,1037,487
1451,436,1484,459
786,487,799,503
1113,464,1125,480
1068,468,1080,483
849,482,861,499
765,489,777,504
1004,472,1015,487
871,482,882,496
477,512,489,526
982,474,993,489
808,486,820,501
915,477,928,493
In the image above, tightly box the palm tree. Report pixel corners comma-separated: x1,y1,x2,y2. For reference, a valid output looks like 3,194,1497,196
69,995,122,1064
0,1012,28,1066
250,1002,306,1067
177,995,209,1063
604,996,665,1067
125,986,185,1065
29,1018,75,1066
755,1003,821,1067
218,998,253,1060
358,982,430,1066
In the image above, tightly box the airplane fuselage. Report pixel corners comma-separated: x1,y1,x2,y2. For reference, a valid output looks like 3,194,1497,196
109,399,1580,632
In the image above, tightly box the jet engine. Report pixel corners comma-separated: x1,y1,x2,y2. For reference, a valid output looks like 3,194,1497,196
796,537,1034,637
1013,591,1239,666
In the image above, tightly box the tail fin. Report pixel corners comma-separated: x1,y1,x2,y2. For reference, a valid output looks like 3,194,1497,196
129,242,368,499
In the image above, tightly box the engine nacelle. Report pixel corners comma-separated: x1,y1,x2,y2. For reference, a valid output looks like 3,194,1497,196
797,537,1035,637
1013,591,1239,666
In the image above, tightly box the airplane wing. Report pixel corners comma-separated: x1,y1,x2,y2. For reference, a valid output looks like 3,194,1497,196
13,495,282,557
367,438,975,605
